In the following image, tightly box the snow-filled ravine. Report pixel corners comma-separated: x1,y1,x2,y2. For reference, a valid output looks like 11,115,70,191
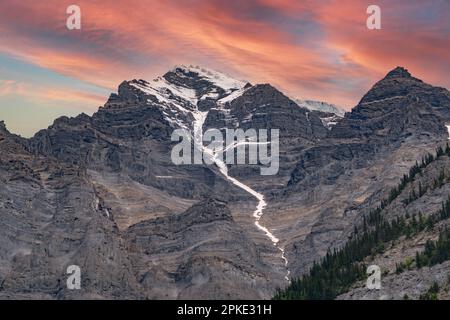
131,65,291,282
192,108,291,282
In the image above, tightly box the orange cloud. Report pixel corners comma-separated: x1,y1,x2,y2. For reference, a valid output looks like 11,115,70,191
0,79,104,112
316,1,450,85
0,0,448,110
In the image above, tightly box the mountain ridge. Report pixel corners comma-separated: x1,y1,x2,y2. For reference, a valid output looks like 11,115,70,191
1,65,450,299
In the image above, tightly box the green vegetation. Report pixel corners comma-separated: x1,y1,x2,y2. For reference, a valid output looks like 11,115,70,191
274,145,450,300
419,282,440,300
395,256,414,274
415,229,450,268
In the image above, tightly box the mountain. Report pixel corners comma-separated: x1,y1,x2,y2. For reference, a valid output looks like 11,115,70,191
1,66,450,299
277,144,450,300
275,67,450,299
282,66,450,278
331,66,450,141
336,145,450,300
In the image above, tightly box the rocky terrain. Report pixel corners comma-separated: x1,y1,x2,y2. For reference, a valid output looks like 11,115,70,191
1,65,450,299
337,150,450,300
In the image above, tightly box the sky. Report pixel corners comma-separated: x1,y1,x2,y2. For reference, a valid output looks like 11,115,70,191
0,0,449,137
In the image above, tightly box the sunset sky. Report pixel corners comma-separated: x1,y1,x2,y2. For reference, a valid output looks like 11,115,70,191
0,0,449,137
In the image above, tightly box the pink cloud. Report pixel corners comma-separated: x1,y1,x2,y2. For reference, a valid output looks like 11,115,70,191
0,79,104,112
0,0,448,110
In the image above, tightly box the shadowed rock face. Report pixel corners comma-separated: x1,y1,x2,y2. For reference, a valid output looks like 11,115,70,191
28,82,235,201
125,198,283,299
276,67,450,278
0,122,282,299
202,84,329,194
1,66,450,299
205,83,328,141
332,67,450,141
0,124,141,299
288,67,450,191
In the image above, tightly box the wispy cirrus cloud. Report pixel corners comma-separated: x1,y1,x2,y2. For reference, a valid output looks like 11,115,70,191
0,80,20,96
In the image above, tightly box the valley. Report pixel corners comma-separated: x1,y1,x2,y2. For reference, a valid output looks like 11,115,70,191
1,65,450,299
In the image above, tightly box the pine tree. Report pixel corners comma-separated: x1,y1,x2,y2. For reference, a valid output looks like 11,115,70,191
415,251,421,268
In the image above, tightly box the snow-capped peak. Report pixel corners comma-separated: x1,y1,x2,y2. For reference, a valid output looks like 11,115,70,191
126,65,250,130
295,99,346,117
128,79,193,129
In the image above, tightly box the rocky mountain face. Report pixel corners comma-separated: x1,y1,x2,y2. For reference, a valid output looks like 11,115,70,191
204,83,329,192
276,67,450,279
0,122,140,299
125,198,281,299
29,74,234,200
337,148,450,300
331,67,450,142
1,66,450,299
295,99,345,117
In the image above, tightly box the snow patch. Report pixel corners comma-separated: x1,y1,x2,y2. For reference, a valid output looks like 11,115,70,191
172,64,247,93
130,79,194,129
320,116,340,130
218,86,249,104
193,106,291,282
295,99,345,117
129,66,248,129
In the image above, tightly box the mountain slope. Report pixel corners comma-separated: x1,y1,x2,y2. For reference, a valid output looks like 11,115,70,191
265,67,450,281
276,144,450,299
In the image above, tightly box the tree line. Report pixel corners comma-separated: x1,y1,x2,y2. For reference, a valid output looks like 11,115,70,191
274,144,450,300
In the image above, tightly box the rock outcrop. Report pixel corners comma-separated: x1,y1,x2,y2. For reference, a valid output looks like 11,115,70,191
1,66,450,300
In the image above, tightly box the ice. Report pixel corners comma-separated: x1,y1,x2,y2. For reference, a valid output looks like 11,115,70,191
320,116,339,130
172,64,247,93
193,106,291,282
295,98,345,117
130,79,194,128
218,86,249,104
128,67,290,281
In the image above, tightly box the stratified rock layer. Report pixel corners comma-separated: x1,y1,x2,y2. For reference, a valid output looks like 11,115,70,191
1,66,450,299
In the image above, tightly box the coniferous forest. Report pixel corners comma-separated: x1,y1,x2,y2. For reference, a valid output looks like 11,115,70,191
274,145,450,300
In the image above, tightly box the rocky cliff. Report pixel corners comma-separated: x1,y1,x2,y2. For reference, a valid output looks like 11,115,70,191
1,66,450,299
